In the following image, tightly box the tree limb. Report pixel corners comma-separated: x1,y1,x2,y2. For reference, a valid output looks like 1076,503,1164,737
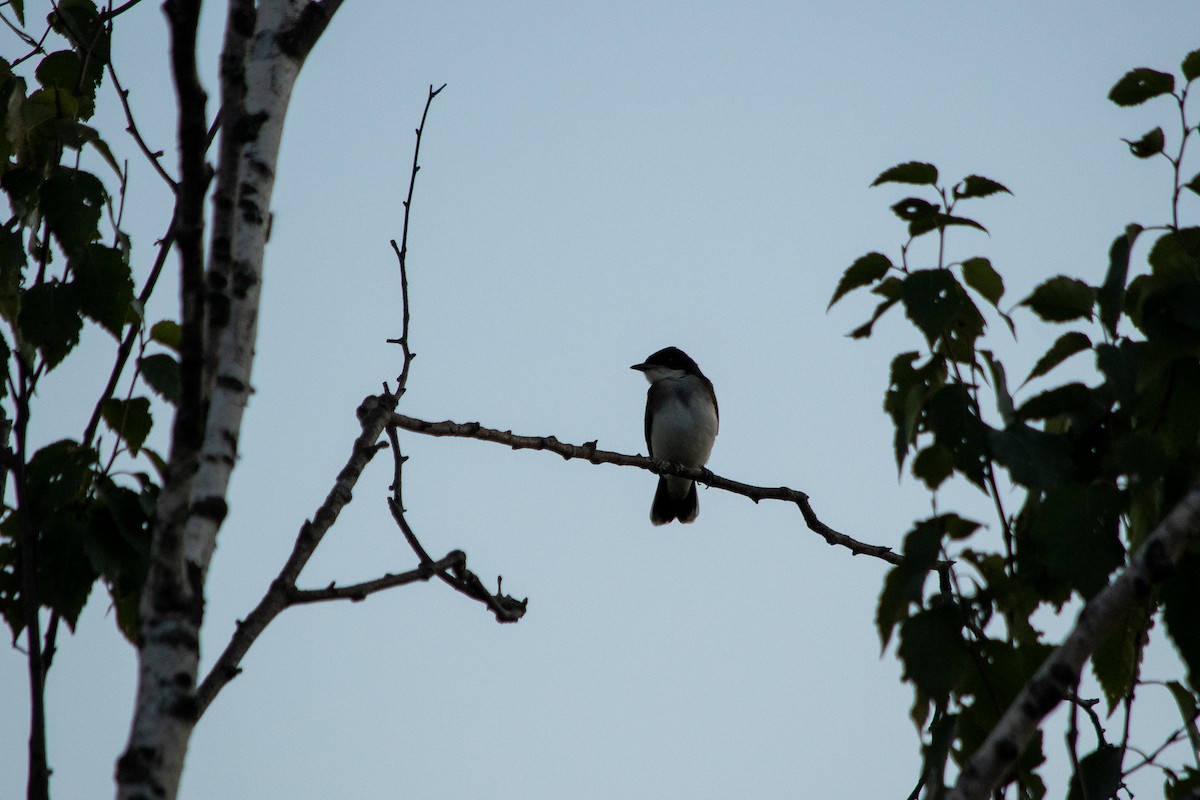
946,479,1200,800
389,413,901,565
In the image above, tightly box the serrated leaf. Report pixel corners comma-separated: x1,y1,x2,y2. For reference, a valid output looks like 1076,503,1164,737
891,197,938,222
829,252,892,310
899,603,968,700
1182,49,1200,82
1092,601,1147,713
953,175,1011,199
872,161,938,187
100,397,152,455
36,509,97,630
71,244,133,338
57,120,122,177
138,353,179,405
980,349,1014,424
149,320,181,352
848,296,899,339
1015,382,1097,421
988,423,1077,491
1098,226,1141,338
18,281,82,369
913,444,954,490
1025,331,1092,384
910,213,988,239
923,384,990,489
1067,745,1122,800
876,519,944,649
1026,482,1124,599
961,257,1004,306
1108,68,1175,106
1163,553,1200,691
1187,171,1200,197
901,269,964,341
1147,227,1200,279
41,168,106,253
1022,276,1095,322
1124,127,1165,158
1165,681,1200,753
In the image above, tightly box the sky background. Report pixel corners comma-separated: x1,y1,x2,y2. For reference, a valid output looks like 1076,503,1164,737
2,1,1199,798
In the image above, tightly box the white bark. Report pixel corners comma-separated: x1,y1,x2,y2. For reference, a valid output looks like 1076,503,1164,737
117,2,341,798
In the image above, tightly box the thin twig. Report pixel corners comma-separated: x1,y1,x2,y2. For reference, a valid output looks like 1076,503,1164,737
107,59,178,190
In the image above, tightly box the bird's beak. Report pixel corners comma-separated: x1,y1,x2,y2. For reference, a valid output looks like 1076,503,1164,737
630,362,649,371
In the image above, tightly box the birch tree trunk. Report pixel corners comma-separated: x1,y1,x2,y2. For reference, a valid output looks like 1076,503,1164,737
116,2,342,798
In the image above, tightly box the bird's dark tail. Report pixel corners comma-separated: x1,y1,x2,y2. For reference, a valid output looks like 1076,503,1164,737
650,477,699,525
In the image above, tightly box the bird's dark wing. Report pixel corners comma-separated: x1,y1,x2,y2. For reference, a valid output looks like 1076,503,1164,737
644,386,655,457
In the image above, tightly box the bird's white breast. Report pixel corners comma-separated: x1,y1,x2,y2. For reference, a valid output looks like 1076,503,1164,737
649,376,718,468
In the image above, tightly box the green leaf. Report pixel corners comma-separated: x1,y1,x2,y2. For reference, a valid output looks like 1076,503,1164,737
829,252,892,310
1092,599,1149,713
872,161,938,187
891,197,938,222
71,244,133,338
1108,68,1175,106
910,213,989,239
41,168,106,253
1166,681,1200,755
988,423,1077,491
924,384,990,489
35,509,97,630
1123,127,1165,159
953,175,1011,199
57,120,122,177
961,257,1004,306
876,518,945,649
138,353,180,405
1067,745,1122,800
10,0,23,25
1186,171,1200,197
1164,554,1200,691
899,602,968,700
1022,276,1095,323
100,397,153,455
1026,482,1124,599
18,282,82,370
912,444,954,490
901,269,963,341
1182,49,1200,82
1098,226,1142,338
848,295,899,339
1026,331,1092,384
884,352,946,469
22,87,79,132
980,349,1014,424
1015,382,1097,422
149,320,182,352
1147,227,1200,279
35,51,82,90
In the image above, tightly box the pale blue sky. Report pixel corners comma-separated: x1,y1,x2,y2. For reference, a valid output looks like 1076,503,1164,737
2,2,1198,798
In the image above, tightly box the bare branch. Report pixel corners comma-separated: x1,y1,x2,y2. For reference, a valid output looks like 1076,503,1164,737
389,413,900,565
947,480,1200,800
288,552,466,604
107,59,178,190
194,392,399,717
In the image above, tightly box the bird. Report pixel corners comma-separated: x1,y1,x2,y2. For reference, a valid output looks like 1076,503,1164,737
630,346,719,525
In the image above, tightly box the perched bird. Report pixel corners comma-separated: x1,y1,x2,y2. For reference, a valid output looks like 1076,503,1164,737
630,347,719,525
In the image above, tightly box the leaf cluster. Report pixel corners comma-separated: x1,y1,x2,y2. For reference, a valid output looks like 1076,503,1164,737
0,2,181,647
832,48,1200,799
